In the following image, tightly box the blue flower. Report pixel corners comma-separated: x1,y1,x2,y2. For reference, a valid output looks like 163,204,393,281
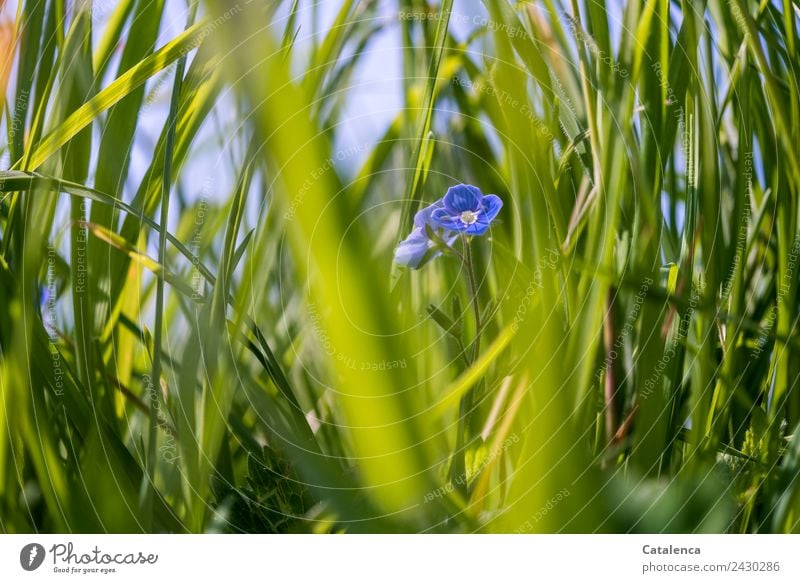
430,184,502,236
394,201,457,269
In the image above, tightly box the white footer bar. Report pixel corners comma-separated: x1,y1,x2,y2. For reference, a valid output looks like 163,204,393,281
1,534,798,582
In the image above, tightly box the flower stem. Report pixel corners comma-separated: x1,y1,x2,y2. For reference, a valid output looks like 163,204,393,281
464,237,481,363
450,235,482,497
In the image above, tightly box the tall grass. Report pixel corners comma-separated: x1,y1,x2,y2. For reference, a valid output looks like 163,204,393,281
0,0,799,533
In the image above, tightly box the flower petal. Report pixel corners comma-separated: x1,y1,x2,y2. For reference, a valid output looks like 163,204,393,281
459,194,502,236
413,198,444,227
463,216,491,236
394,228,435,269
431,207,469,232
443,184,482,214
480,194,503,222
395,200,462,268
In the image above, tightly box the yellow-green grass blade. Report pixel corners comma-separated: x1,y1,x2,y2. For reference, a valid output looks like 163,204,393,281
15,19,208,172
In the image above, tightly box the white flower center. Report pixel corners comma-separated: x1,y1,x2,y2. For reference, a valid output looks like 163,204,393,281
460,210,479,225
